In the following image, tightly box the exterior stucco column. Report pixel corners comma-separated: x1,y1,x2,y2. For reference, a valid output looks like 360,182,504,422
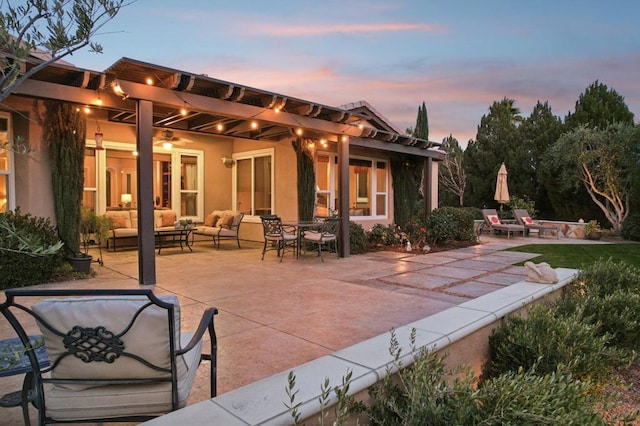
136,100,156,285
337,135,350,257
423,157,438,215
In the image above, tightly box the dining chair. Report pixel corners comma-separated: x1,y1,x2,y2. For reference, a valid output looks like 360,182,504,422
302,217,340,262
260,215,298,262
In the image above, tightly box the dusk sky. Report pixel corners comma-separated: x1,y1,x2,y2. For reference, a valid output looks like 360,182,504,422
68,0,640,147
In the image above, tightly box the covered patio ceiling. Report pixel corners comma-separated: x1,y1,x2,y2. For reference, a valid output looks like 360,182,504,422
10,55,443,157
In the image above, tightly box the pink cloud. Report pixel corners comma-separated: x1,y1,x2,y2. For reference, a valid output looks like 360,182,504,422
243,22,447,37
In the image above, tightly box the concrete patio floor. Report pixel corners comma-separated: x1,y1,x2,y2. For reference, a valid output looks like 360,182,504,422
0,234,604,425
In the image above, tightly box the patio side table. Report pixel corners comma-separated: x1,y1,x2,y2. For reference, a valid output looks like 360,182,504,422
0,335,50,417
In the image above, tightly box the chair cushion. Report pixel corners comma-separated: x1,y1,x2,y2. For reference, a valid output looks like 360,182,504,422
32,295,183,389
487,214,500,225
45,333,201,421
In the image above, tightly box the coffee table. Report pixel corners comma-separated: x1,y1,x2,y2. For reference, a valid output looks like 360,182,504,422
155,228,196,254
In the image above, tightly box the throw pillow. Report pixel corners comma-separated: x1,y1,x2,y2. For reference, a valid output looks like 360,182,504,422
110,215,128,229
161,211,177,227
523,216,534,224
220,212,234,229
204,213,219,227
487,214,500,224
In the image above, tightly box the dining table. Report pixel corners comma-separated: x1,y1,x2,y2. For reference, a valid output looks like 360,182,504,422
281,221,322,259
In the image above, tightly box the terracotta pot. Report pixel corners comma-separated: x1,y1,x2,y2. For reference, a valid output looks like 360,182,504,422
586,231,602,241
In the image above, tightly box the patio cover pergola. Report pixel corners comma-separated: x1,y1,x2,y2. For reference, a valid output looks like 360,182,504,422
8,56,445,285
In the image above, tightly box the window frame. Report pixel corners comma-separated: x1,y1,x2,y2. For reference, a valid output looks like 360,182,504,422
232,148,275,219
315,152,388,219
85,139,204,220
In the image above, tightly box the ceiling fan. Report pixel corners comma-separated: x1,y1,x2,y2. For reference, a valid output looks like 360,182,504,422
153,130,193,149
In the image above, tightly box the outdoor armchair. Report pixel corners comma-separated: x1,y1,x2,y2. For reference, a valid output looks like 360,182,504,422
513,209,559,238
0,288,218,425
481,208,525,239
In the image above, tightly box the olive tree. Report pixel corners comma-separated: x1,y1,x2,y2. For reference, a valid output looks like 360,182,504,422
1,0,129,103
542,123,640,231
439,134,466,206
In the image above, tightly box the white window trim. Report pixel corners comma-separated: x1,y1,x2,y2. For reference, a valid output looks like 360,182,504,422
315,152,388,219
0,112,15,211
232,148,274,221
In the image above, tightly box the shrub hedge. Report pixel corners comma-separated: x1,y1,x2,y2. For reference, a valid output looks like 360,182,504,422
0,209,65,289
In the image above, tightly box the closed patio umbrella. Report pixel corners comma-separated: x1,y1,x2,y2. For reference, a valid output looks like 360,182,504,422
494,162,510,216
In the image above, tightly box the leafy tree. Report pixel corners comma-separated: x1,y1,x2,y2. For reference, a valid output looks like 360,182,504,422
542,123,640,231
517,101,564,217
1,0,129,103
565,80,635,130
464,97,522,207
438,135,466,206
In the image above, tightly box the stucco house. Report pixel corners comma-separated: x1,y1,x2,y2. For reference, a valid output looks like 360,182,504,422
0,55,444,283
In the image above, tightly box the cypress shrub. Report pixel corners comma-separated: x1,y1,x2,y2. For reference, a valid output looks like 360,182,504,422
292,138,315,222
45,101,86,255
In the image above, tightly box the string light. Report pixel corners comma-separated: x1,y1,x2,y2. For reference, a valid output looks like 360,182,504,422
95,92,103,106
295,128,303,136
250,121,258,130
145,77,154,85
180,102,188,116
216,123,224,132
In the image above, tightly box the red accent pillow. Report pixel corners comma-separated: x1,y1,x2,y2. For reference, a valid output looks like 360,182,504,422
523,216,534,224
487,215,500,224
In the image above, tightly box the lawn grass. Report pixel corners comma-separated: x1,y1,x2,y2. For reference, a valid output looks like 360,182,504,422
506,243,640,269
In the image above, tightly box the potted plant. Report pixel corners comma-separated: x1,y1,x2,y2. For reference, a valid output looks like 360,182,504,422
45,101,89,271
80,207,112,266
176,219,193,229
585,220,602,240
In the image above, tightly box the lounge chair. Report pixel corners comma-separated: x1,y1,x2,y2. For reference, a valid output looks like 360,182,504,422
481,209,525,239
513,209,558,238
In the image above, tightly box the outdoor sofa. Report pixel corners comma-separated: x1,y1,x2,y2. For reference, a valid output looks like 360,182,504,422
104,209,180,251
193,210,244,249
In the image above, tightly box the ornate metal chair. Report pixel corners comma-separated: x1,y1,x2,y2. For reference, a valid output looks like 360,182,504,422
0,288,217,425
260,215,298,262
302,217,340,262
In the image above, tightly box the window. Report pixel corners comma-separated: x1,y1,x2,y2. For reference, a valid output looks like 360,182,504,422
314,153,388,218
180,154,200,217
84,139,203,219
0,113,14,213
315,154,334,217
233,149,273,216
